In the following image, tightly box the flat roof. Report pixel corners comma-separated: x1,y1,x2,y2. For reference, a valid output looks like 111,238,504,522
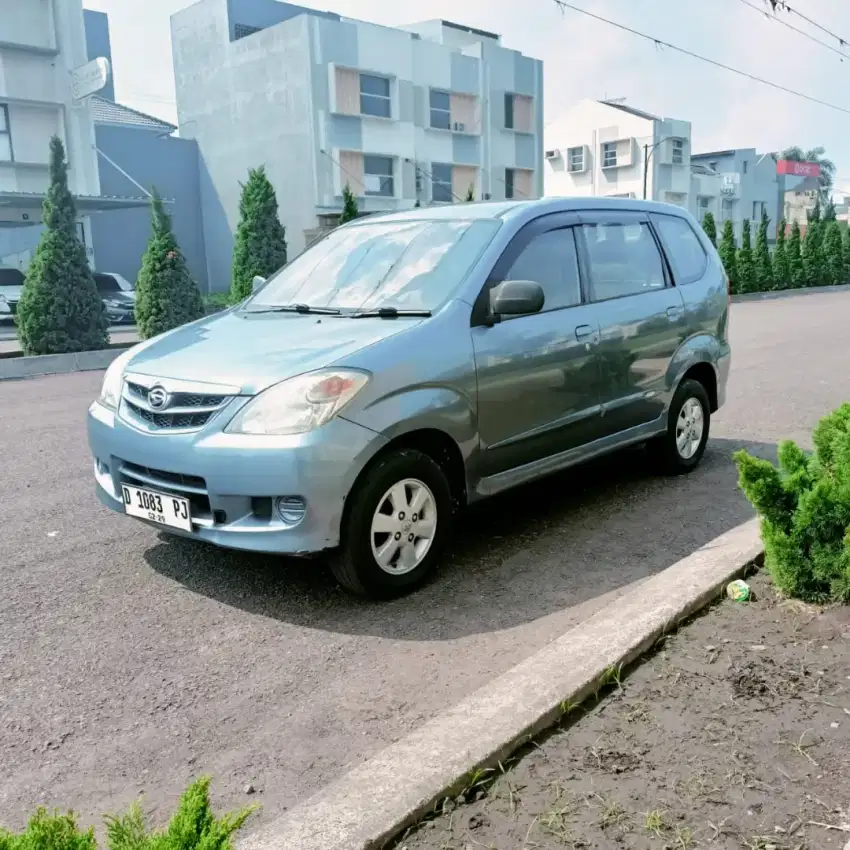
440,19,501,40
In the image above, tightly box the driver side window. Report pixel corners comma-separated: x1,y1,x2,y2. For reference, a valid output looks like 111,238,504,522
502,227,582,312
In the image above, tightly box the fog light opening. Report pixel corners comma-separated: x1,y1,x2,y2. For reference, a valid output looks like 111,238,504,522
276,496,306,526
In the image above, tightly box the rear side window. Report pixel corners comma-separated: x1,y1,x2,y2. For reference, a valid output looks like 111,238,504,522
653,215,707,284
581,222,665,302
503,227,582,311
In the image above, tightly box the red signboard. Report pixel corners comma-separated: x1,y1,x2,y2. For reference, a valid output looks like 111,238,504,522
776,159,821,178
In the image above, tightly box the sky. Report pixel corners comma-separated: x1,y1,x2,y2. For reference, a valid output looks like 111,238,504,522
82,0,850,193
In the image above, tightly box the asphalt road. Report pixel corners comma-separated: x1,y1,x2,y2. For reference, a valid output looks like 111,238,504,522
1,292,847,835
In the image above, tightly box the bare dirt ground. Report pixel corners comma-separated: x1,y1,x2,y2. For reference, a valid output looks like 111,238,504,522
397,571,850,850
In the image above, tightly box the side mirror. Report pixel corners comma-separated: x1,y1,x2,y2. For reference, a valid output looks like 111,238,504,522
489,279,545,319
252,275,266,293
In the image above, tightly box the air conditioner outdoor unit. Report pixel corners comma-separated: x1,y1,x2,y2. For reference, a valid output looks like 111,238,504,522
545,149,561,160
452,122,466,132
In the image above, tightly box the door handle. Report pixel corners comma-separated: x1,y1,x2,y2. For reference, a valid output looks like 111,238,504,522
575,324,598,343
666,306,684,320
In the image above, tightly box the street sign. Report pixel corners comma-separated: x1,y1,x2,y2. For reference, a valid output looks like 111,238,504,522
776,159,821,178
71,57,111,101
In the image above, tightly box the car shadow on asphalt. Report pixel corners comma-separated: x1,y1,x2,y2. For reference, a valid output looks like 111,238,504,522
144,437,774,640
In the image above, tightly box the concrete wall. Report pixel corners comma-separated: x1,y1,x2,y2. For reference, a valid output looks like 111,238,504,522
92,124,206,288
82,9,115,101
172,0,316,293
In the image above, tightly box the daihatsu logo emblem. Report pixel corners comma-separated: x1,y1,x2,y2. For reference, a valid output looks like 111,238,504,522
148,385,170,410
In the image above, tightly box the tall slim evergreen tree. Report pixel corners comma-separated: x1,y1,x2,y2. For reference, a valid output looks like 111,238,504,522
230,165,288,303
754,209,774,291
338,184,359,224
824,220,844,285
16,137,109,355
701,212,717,248
787,221,805,288
134,189,204,340
736,219,756,294
802,216,826,287
718,219,738,293
772,219,790,290
841,225,850,284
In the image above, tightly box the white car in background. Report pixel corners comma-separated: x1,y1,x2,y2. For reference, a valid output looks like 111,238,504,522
0,268,135,324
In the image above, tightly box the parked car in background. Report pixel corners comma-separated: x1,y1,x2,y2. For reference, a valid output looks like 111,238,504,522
88,198,731,600
0,267,24,320
0,268,134,324
94,272,136,324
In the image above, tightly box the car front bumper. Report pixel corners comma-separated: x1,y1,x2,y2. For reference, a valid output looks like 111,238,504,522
88,400,387,555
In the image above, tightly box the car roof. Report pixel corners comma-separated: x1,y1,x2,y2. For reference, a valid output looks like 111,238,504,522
348,197,694,227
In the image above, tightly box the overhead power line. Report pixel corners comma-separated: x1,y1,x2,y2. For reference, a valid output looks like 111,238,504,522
551,0,850,116
735,0,848,62
767,0,850,50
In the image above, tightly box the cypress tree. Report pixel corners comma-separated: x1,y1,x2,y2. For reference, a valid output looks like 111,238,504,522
802,218,826,286
754,209,774,291
16,136,109,355
339,184,359,224
718,219,738,293
842,226,850,284
824,220,844,285
772,219,790,290
230,165,288,303
736,219,756,293
134,189,204,340
701,212,717,248
787,221,805,288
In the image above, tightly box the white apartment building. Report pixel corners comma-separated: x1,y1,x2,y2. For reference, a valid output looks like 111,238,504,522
0,0,148,270
171,0,544,292
544,99,691,206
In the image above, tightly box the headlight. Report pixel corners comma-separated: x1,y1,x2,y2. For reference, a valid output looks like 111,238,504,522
98,351,132,410
225,369,370,436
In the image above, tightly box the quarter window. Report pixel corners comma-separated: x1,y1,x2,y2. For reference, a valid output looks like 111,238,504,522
429,89,451,130
363,155,394,197
359,74,391,118
653,215,707,284
502,228,582,312
431,162,453,203
0,105,11,162
582,222,665,301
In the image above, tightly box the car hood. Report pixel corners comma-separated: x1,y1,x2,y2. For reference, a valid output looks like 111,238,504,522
125,308,422,395
104,291,135,304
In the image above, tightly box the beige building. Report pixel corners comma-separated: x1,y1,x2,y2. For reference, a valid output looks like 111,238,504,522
783,176,819,233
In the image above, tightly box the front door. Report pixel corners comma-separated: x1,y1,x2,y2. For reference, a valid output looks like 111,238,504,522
576,211,687,437
471,213,603,478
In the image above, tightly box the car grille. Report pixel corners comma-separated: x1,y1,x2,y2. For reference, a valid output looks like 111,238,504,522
122,380,232,431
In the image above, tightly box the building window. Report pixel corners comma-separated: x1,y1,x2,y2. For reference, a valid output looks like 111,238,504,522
430,90,451,130
504,93,533,132
567,146,584,172
505,167,515,199
363,155,394,196
742,160,748,174
602,142,617,168
504,93,514,129
671,138,684,165
432,163,453,203
360,74,391,119
721,199,734,221
0,105,12,162
233,23,262,40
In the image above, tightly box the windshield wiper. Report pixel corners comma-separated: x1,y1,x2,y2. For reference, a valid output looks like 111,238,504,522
246,303,342,315
350,307,432,319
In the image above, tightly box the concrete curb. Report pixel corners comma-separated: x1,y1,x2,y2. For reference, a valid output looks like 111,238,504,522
0,345,131,381
240,518,763,850
731,283,850,302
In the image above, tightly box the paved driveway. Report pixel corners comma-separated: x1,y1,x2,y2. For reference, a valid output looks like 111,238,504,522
1,291,846,834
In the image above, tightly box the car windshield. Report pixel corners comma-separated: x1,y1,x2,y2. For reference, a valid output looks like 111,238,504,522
244,218,500,313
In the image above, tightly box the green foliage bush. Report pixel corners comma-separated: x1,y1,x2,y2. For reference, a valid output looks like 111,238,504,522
701,212,717,248
16,137,109,356
338,184,359,225
772,219,790,289
824,220,844,286
754,209,774,291
134,191,204,340
0,779,253,850
230,166,288,303
717,219,737,293
734,404,850,603
787,221,805,288
736,219,755,293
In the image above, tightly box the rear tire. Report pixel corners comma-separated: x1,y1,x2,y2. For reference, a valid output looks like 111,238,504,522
648,378,711,475
330,448,453,599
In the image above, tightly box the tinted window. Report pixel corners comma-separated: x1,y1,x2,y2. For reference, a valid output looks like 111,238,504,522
0,268,24,286
582,222,665,301
653,215,707,284
503,228,582,312
94,273,122,294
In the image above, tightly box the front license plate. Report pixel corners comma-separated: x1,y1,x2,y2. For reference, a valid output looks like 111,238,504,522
121,484,192,532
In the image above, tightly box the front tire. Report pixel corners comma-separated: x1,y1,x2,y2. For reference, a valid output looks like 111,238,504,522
648,378,711,475
330,448,453,598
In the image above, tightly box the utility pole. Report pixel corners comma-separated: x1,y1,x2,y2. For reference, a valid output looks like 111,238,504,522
642,136,677,200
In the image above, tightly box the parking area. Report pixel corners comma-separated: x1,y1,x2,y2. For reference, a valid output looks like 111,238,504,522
1,291,847,834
